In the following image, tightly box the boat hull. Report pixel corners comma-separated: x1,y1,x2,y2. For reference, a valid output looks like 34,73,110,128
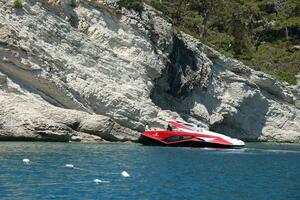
138,134,243,149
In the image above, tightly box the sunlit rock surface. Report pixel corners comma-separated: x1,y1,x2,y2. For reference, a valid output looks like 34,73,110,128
0,0,299,142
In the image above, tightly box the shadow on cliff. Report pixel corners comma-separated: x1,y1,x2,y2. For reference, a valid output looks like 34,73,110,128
150,34,213,121
151,34,209,106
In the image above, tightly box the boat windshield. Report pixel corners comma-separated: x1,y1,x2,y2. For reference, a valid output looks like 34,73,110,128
167,120,197,131
165,135,193,142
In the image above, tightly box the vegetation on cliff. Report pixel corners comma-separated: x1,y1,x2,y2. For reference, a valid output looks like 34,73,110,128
13,0,23,8
119,0,300,84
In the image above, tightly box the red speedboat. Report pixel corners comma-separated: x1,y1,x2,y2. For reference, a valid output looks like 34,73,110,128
139,120,245,148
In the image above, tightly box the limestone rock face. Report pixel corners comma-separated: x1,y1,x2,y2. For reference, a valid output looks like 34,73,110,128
0,87,139,142
152,33,300,143
0,0,299,142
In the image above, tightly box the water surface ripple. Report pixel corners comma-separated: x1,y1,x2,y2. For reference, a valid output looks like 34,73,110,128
0,142,299,200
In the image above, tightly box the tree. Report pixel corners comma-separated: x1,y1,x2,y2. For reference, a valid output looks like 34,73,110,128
168,0,189,26
189,0,223,38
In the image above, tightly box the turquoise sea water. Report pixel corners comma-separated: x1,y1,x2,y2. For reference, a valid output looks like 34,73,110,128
0,142,300,200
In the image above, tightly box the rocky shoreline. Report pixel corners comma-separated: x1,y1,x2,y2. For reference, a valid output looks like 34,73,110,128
0,0,299,143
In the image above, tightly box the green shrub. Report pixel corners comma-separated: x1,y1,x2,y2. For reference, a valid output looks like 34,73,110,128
275,71,297,85
13,0,23,9
245,42,299,84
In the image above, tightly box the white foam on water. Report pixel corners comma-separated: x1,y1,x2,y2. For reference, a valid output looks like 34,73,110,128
64,164,91,172
93,179,101,184
93,179,110,184
64,164,75,169
74,167,95,173
121,171,130,177
22,158,30,165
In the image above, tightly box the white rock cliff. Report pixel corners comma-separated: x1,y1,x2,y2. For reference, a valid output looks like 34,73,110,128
0,0,299,142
